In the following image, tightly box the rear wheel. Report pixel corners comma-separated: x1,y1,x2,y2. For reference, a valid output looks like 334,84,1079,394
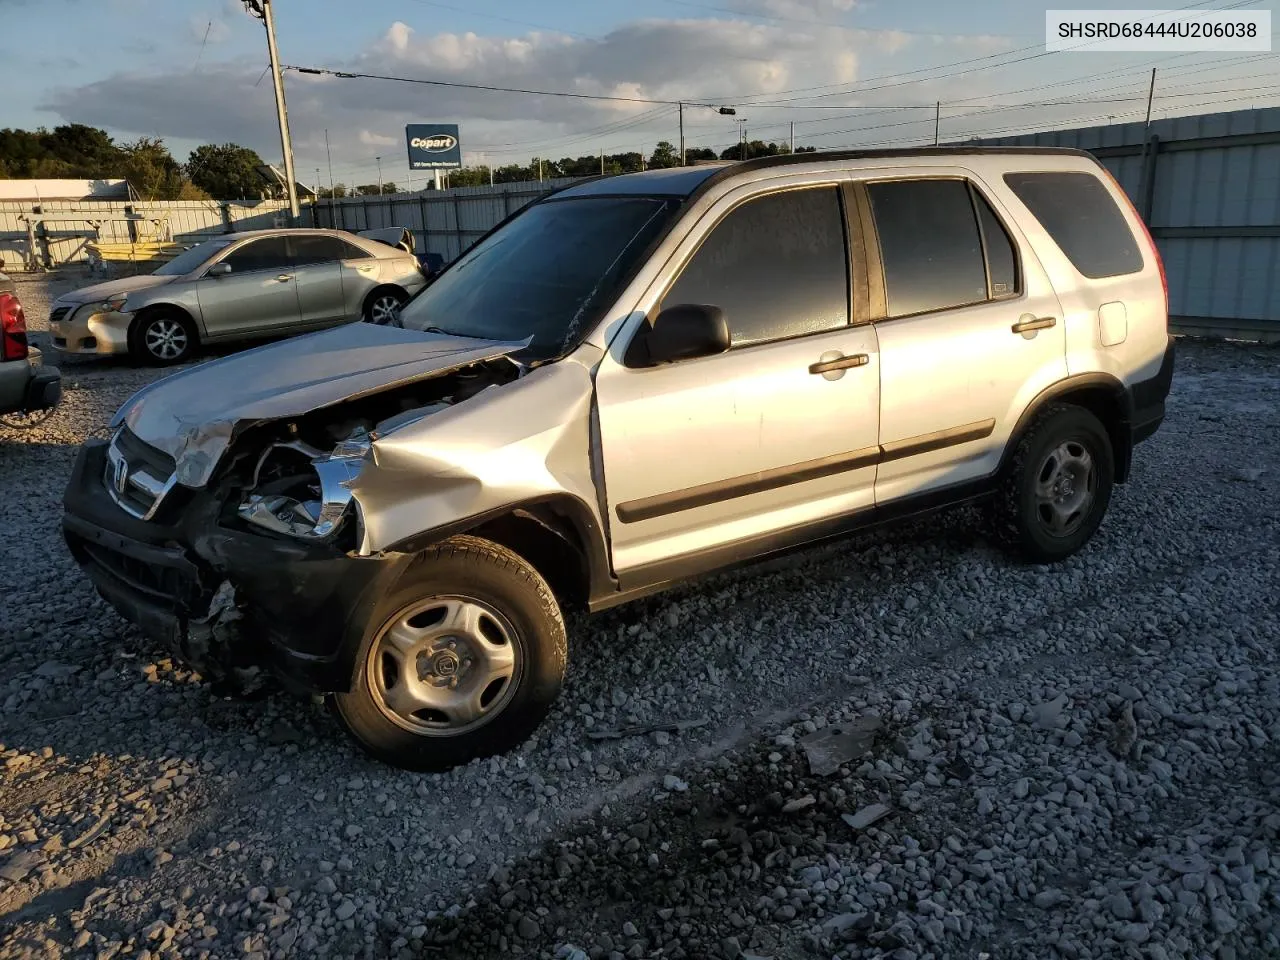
331,536,566,771
129,308,196,365
992,403,1114,563
363,288,407,326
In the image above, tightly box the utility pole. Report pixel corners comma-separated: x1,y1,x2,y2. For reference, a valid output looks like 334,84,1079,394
736,118,748,161
934,101,941,146
376,156,383,195
790,121,795,154
679,102,685,166
600,147,604,175
243,0,299,221
1144,68,1157,131
324,128,335,224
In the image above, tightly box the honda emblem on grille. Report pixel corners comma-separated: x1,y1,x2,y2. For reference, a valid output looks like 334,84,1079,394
107,445,129,496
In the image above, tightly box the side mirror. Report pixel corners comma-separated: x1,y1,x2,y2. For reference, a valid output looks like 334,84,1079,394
206,262,232,278
643,303,730,365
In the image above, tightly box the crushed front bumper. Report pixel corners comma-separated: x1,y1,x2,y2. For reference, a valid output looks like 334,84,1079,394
62,440,411,693
49,306,132,355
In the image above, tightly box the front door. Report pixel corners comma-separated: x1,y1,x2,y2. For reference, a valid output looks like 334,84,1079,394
594,182,881,580
195,236,301,338
860,172,1068,505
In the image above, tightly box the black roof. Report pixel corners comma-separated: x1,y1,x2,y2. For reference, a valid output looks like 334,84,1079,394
552,146,1094,200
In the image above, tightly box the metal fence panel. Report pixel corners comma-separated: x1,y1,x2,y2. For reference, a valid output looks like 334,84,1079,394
0,199,294,270
310,179,581,263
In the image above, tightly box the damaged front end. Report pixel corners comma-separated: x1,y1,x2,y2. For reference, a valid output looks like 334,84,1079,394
63,330,530,697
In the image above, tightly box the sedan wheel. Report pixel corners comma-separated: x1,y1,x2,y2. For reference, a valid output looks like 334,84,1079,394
129,311,195,366
366,292,405,326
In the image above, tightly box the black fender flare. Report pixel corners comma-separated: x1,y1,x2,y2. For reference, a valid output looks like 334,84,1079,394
1000,373,1135,483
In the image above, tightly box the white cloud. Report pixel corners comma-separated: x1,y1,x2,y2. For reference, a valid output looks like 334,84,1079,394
38,13,1031,177
359,130,398,147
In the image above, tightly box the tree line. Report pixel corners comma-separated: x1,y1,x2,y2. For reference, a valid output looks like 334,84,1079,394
0,124,274,201
2,124,818,201
422,140,816,190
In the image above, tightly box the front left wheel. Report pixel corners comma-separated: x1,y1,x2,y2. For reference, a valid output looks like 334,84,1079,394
331,536,567,771
129,309,197,365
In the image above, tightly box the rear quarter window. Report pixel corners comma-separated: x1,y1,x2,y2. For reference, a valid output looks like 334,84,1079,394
1003,171,1143,279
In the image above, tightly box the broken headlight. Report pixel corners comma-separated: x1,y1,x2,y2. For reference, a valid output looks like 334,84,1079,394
238,430,372,541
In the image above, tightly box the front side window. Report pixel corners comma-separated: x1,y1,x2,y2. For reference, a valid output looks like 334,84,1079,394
221,237,292,274
867,179,988,318
154,238,232,276
398,196,678,360
1003,170,1143,279
662,186,850,347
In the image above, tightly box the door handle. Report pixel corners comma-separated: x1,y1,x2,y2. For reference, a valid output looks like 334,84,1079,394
1012,316,1056,334
276,274,294,283
809,353,869,375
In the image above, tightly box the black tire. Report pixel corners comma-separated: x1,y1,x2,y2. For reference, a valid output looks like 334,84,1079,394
992,403,1114,563
362,287,407,326
128,308,197,366
331,535,566,771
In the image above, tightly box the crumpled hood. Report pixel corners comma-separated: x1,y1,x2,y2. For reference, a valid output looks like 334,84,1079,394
56,274,176,305
115,322,527,487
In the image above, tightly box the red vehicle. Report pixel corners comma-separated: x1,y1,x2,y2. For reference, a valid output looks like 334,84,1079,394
0,272,62,419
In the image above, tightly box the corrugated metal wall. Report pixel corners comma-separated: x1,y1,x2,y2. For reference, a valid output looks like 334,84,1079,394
0,199,296,271
308,179,580,262
968,106,1280,339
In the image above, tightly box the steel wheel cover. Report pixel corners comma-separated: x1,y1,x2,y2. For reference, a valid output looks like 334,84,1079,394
1034,439,1097,537
366,595,524,736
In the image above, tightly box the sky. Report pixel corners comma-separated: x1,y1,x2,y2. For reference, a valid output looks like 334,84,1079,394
2,0,1277,189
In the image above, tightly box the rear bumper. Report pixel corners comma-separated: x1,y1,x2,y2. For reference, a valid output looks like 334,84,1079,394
1128,338,1175,446
0,352,60,414
62,440,409,693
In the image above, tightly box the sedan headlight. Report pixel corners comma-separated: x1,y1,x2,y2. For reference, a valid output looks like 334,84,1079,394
238,430,372,541
103,294,128,313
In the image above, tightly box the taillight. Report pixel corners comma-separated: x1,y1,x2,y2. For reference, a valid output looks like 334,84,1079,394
0,292,28,362
1100,164,1168,315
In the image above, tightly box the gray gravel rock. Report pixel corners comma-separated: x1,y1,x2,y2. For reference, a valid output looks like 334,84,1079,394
1,281,1278,960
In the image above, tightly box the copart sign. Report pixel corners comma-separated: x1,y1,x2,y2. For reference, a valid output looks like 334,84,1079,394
406,124,463,170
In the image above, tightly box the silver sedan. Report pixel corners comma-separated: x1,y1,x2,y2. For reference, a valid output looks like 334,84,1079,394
49,228,427,365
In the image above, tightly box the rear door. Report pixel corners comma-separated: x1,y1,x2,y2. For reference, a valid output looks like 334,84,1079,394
195,236,301,338
289,235,354,326
859,172,1068,505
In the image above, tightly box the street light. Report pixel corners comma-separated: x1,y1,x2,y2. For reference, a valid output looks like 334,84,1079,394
679,103,737,166
241,0,299,221
735,118,749,161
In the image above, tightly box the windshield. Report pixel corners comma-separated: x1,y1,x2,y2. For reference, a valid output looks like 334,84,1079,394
154,238,233,276
397,196,679,359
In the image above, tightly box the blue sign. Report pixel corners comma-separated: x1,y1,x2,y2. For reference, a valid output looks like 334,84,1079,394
406,124,462,170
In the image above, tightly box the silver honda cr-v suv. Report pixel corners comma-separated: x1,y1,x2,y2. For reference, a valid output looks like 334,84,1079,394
63,148,1174,770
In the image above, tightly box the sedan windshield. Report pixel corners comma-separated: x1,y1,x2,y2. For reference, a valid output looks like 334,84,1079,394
397,197,679,359
154,238,233,276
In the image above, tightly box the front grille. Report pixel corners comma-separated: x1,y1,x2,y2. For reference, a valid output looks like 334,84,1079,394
104,428,178,520
50,306,71,324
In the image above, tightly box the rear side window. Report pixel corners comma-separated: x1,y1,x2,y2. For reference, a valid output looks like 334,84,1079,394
867,179,987,318
662,186,849,347
973,190,1019,298
291,235,370,265
1003,171,1143,278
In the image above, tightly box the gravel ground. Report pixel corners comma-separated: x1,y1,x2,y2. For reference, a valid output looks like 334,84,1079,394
1,270,1278,960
